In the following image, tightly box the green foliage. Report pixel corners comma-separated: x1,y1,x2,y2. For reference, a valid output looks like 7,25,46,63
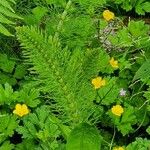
0,82,40,108
0,83,17,105
0,0,21,36
0,0,150,149
126,138,150,150
113,0,150,15
0,114,18,143
24,6,48,25
16,106,60,149
0,53,27,86
66,123,102,150
16,25,110,125
108,20,149,49
115,106,137,136
0,141,14,150
133,60,150,81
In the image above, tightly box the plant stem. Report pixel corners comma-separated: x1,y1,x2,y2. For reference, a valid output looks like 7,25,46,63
53,0,72,40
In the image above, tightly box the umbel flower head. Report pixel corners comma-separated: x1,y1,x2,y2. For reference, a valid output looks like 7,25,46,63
109,57,119,69
111,105,124,116
91,77,106,89
103,10,115,21
13,104,29,117
113,146,125,150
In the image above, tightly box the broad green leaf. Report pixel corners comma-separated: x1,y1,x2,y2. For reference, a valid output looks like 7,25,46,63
32,6,48,22
142,2,150,12
66,123,102,150
133,60,150,81
116,106,137,136
128,21,149,38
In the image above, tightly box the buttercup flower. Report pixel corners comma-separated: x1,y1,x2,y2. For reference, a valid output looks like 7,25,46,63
91,77,106,89
111,105,124,116
13,104,29,117
109,57,119,69
118,147,124,150
103,10,115,21
113,147,124,150
119,88,126,96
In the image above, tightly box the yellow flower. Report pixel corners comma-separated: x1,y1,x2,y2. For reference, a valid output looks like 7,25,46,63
109,57,119,69
113,147,125,150
118,147,125,150
111,105,124,116
103,10,115,21
13,104,29,117
91,77,106,89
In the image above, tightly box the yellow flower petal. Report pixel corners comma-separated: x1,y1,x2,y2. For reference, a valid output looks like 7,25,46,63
13,104,29,117
118,147,124,150
111,105,124,116
103,10,115,21
22,104,30,115
92,77,106,89
15,104,22,110
113,147,124,150
109,57,119,69
113,148,118,150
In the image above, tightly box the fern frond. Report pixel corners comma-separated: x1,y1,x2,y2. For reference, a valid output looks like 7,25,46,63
0,0,22,36
16,25,105,126
16,0,109,126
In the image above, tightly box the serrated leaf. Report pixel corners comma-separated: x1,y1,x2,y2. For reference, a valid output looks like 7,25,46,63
66,123,102,150
142,2,150,12
13,64,27,79
0,53,15,73
0,141,14,150
117,106,137,136
126,138,150,150
18,87,40,107
128,21,149,38
0,72,17,85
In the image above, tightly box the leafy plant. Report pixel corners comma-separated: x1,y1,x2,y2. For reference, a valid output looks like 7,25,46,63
0,0,150,149
112,0,150,15
126,138,150,150
0,0,21,36
66,123,102,150
16,106,61,150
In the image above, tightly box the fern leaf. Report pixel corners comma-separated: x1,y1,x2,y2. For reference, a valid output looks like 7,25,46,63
0,0,22,36
0,23,12,36
0,0,15,12
0,14,15,25
16,26,99,125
